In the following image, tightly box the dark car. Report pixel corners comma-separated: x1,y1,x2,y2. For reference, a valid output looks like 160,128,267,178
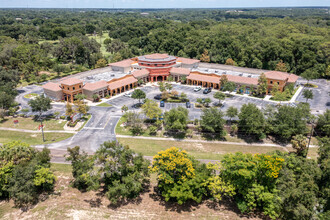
186,102,191,108
160,101,165,107
203,87,212,94
154,94,162,100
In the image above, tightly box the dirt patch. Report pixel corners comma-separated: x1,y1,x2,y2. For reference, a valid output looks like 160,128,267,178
2,171,262,220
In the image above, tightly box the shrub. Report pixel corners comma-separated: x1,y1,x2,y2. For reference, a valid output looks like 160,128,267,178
60,116,66,120
149,126,157,135
151,147,211,205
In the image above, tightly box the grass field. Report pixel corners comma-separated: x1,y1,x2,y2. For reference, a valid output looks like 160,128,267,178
23,93,39,99
117,137,290,160
96,102,112,107
88,32,112,58
0,117,67,130
0,130,73,145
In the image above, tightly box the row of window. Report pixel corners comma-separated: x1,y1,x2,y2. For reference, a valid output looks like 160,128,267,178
140,62,175,66
270,81,280,85
62,85,82,90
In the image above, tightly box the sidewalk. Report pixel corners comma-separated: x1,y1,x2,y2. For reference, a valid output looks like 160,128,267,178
116,134,318,148
0,127,77,134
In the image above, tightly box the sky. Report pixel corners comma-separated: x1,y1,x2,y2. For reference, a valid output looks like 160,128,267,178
0,0,329,8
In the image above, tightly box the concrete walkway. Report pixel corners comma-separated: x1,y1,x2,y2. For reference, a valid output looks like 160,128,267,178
116,134,318,148
0,127,77,134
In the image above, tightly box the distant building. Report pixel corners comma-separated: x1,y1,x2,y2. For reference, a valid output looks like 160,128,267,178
43,54,299,102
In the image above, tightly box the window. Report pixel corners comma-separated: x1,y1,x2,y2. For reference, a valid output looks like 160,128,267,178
67,87,70,90
277,82,280,85
270,81,273,84
79,85,81,88
73,87,75,90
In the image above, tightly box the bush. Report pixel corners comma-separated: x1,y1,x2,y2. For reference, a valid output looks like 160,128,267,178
151,147,211,205
0,141,55,207
59,116,66,120
149,126,157,135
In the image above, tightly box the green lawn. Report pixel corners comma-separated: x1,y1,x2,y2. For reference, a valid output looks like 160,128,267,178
96,102,112,107
117,137,288,160
88,32,112,57
0,117,67,130
0,130,73,145
24,93,39,99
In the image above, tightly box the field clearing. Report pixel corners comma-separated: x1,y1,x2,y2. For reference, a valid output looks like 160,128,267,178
0,130,73,145
117,137,289,160
0,163,260,220
0,117,67,130
88,32,112,57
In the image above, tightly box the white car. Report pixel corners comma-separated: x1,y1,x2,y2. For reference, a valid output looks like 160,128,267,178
124,92,132,97
194,86,202,92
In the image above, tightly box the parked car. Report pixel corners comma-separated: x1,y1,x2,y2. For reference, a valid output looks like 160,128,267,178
186,102,191,108
154,94,162,100
203,87,212,94
160,101,165,107
194,86,202,92
124,92,132,97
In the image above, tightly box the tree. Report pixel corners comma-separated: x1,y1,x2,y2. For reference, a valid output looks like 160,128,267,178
164,107,188,132
0,67,19,109
65,102,74,118
0,141,55,207
272,104,310,140
213,91,225,106
200,49,210,63
92,94,99,102
0,108,5,120
131,89,146,104
301,68,318,85
151,147,210,205
257,73,267,96
220,75,228,88
271,83,279,96
220,152,285,218
95,58,107,68
74,100,90,115
161,91,170,100
165,83,172,91
200,108,226,136
238,103,265,139
180,92,187,101
121,105,128,113
275,60,288,72
141,99,161,119
315,109,330,137
66,146,100,191
317,137,330,215
225,58,236,66
226,106,238,123
291,134,308,157
181,75,187,83
124,111,144,135
275,152,321,220
171,90,179,97
95,141,150,205
158,82,165,92
302,89,314,102
204,98,211,107
28,94,52,142
222,81,236,93
75,93,86,101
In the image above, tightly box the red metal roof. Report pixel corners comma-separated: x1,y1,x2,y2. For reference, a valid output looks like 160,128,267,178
83,80,108,91
60,78,83,86
226,75,259,85
287,74,299,83
170,67,191,76
264,71,290,81
177,57,200,65
144,53,169,60
108,75,138,90
42,82,62,91
132,69,149,78
109,59,134,68
187,73,220,84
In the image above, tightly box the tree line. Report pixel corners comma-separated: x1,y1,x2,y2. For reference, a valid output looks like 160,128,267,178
1,138,329,219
